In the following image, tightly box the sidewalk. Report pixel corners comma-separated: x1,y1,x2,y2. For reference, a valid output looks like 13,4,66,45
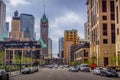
9,71,21,77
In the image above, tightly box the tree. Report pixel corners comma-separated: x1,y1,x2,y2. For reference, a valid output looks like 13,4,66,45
0,51,4,64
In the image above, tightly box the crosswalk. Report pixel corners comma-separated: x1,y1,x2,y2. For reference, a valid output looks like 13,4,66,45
39,68,68,71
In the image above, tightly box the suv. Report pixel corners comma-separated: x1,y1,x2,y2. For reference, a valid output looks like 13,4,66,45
79,64,90,72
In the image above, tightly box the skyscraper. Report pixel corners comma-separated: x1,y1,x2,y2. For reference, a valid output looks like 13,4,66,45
5,22,9,37
87,0,115,67
84,21,89,40
59,38,64,58
9,11,24,40
64,29,79,64
20,14,35,41
40,13,49,57
0,0,6,37
115,0,120,65
48,38,52,58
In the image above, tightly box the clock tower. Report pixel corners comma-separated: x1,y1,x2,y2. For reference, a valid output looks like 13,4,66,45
40,13,49,57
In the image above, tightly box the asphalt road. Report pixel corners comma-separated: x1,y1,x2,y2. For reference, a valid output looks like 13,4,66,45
10,68,120,80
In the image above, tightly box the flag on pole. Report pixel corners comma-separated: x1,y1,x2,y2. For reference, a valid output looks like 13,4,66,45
38,38,47,48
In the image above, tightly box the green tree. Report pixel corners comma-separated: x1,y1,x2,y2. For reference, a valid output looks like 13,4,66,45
0,51,4,64
15,55,20,64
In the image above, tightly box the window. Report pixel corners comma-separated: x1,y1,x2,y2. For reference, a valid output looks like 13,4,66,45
111,13,115,20
116,6,119,23
103,39,108,44
84,50,88,57
111,24,115,30
103,23,107,36
102,0,107,12
102,16,107,20
110,1,115,12
117,28,119,35
111,24,115,43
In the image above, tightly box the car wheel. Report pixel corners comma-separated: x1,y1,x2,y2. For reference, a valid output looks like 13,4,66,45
100,73,103,76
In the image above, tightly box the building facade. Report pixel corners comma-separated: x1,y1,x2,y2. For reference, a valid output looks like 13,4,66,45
0,0,6,37
0,40,41,64
9,11,24,41
64,29,79,64
79,39,90,45
48,38,52,58
84,21,90,40
40,14,49,57
59,38,64,58
74,43,90,64
20,14,35,41
87,0,116,67
115,0,120,65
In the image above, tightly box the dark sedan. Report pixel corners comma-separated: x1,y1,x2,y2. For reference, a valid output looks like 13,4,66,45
0,70,9,80
100,68,118,77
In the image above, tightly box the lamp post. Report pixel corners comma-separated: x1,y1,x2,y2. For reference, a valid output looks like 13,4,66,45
20,51,22,73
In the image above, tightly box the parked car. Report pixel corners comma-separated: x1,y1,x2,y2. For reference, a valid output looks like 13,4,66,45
93,67,103,75
79,64,90,72
68,66,79,72
32,67,39,72
107,65,120,72
64,65,69,68
59,65,64,68
54,65,58,68
100,68,118,77
48,65,53,68
0,70,9,80
21,68,31,74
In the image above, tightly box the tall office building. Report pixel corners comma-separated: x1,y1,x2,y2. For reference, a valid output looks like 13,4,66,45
64,29,79,64
40,13,49,57
115,0,120,66
87,0,116,67
59,38,64,58
9,11,24,40
20,14,35,41
84,21,89,40
5,22,9,37
48,38,52,58
0,0,6,37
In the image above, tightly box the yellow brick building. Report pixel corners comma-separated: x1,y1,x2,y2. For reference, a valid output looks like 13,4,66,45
87,0,116,67
115,0,120,65
64,29,79,64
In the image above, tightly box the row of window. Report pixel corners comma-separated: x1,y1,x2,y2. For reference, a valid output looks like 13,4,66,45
103,38,115,44
102,14,115,20
102,0,114,12
103,23,115,36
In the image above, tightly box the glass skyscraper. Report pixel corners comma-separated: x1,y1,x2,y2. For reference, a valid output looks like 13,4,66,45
0,0,6,37
20,14,35,40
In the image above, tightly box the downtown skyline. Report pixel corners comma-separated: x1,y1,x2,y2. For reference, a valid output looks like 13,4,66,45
4,0,87,56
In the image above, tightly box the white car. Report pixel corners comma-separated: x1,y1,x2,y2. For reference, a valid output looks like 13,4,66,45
93,67,103,75
79,64,90,72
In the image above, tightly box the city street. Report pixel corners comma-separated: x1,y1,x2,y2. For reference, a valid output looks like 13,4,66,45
10,68,120,80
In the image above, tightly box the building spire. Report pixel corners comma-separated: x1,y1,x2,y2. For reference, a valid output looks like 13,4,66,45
43,0,45,14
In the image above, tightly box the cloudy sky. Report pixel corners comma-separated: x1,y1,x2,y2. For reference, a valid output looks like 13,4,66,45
4,0,87,57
